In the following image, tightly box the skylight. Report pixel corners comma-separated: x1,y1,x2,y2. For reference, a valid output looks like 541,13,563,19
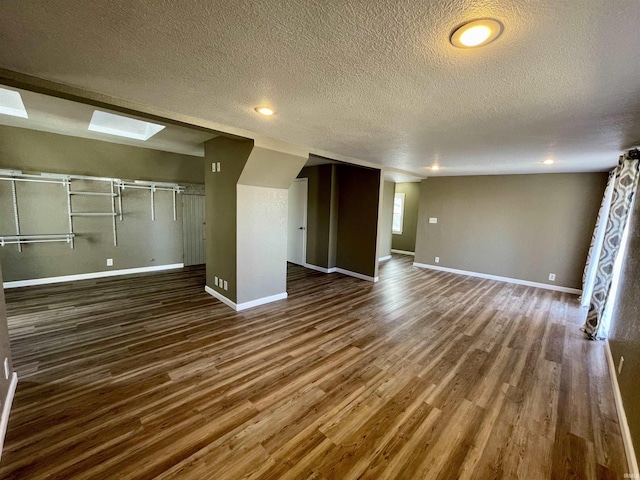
88,111,165,141
0,88,29,118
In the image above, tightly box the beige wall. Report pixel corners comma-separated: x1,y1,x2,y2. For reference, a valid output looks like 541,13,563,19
0,125,204,183
239,147,307,189
379,181,395,258
0,127,202,282
236,185,288,304
415,173,608,289
0,263,15,418
236,148,305,304
392,182,420,253
609,187,640,457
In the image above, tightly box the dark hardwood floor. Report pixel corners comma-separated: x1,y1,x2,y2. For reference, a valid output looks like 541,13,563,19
0,255,627,479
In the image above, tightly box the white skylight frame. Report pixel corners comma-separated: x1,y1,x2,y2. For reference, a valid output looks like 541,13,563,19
0,87,29,118
88,110,165,141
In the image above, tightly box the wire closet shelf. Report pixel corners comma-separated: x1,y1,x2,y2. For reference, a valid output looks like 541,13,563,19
0,170,184,250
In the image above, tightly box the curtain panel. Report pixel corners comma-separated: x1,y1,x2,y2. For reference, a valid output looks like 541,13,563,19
582,152,640,339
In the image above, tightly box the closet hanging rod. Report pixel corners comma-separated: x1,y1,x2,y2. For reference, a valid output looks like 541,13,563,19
0,234,75,247
69,191,119,197
1,239,73,246
70,213,118,217
119,184,183,192
0,176,65,185
0,234,76,240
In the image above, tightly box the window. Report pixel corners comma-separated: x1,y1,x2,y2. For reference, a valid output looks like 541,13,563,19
392,193,405,234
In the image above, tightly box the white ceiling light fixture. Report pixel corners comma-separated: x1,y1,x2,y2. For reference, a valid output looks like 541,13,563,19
430,165,440,171
88,110,165,140
254,106,274,116
450,19,504,48
0,87,29,118
543,159,555,165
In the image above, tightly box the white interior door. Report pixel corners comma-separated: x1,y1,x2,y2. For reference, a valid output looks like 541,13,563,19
287,178,307,266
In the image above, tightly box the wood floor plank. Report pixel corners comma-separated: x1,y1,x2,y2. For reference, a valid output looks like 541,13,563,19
0,255,627,479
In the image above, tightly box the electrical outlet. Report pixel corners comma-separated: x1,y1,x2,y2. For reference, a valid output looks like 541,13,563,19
214,276,219,286
429,217,438,224
618,356,625,375
548,273,556,281
435,256,440,263
106,258,113,267
223,280,228,291
4,358,9,380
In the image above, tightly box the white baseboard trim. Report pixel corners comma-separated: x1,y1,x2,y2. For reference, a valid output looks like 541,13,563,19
378,255,392,262
204,286,288,311
605,340,639,477
0,372,18,461
3,263,185,289
412,262,582,295
237,292,288,311
335,268,379,283
303,263,337,274
204,285,237,310
391,249,415,256
304,264,378,282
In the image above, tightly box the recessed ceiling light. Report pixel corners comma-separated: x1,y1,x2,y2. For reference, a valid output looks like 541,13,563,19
431,165,440,171
0,87,28,118
450,19,504,48
255,107,274,116
88,111,165,141
543,159,555,165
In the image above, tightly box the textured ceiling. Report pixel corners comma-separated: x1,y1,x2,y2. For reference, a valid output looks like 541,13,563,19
0,87,216,156
1,0,639,176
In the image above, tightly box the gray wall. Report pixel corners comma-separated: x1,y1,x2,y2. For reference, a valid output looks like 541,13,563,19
328,165,339,268
415,173,608,289
205,138,306,305
379,181,395,258
297,165,334,268
392,182,420,253
609,188,640,457
297,163,382,278
0,263,15,417
0,127,203,282
0,125,204,183
0,181,183,282
204,136,253,303
335,165,381,278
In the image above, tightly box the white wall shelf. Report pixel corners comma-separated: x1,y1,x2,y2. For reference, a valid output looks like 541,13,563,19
0,171,184,251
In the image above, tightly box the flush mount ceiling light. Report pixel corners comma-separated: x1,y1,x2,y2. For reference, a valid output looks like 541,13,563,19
430,165,440,171
543,159,555,165
450,19,504,48
88,111,165,141
0,87,29,118
254,106,274,116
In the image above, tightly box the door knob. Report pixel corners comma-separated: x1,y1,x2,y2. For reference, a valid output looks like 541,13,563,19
299,227,305,230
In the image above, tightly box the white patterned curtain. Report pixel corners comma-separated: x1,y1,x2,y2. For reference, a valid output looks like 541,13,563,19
582,151,640,340
580,172,615,307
